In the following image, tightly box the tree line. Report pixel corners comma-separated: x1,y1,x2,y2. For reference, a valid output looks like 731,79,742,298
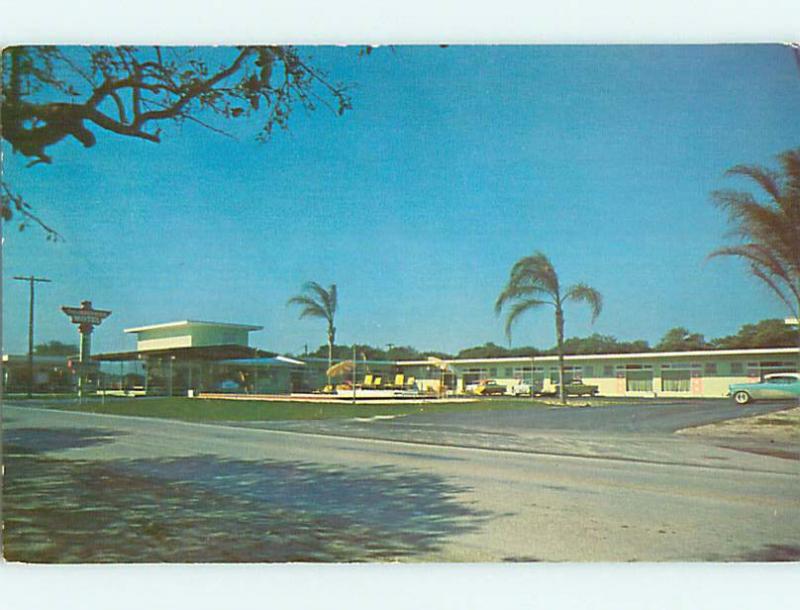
293,318,797,361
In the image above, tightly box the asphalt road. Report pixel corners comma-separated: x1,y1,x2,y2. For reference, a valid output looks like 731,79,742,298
396,398,799,434
3,404,799,562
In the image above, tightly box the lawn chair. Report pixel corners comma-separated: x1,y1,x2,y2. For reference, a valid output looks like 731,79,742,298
392,374,405,389
362,374,374,388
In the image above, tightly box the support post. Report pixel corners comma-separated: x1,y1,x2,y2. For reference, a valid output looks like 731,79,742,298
13,275,51,398
352,345,357,404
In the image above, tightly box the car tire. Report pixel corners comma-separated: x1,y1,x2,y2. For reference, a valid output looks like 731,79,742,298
733,390,751,405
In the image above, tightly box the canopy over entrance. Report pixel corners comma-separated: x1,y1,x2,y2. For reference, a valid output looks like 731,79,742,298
93,344,276,362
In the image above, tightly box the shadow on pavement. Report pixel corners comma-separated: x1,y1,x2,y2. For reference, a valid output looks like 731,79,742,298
3,428,489,563
4,427,124,452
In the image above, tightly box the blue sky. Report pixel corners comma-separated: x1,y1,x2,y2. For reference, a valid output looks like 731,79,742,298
2,44,798,356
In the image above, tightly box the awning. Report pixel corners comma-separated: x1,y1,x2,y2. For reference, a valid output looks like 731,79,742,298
92,344,277,362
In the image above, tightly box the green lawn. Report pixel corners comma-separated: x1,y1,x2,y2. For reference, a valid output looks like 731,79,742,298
34,396,551,423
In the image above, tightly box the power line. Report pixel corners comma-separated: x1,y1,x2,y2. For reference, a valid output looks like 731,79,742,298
13,275,52,398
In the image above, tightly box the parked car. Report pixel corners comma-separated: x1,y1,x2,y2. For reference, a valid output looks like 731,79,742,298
509,380,532,396
553,382,599,397
728,373,800,405
474,379,507,396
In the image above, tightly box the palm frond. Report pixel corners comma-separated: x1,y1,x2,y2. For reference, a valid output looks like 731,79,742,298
750,262,797,316
503,298,551,340
495,283,553,314
286,294,326,318
290,281,337,323
496,252,560,314
725,163,781,203
328,283,338,317
509,251,560,296
564,283,603,322
709,243,800,314
301,282,332,315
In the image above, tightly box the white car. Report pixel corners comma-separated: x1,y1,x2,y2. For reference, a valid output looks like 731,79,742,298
509,380,532,396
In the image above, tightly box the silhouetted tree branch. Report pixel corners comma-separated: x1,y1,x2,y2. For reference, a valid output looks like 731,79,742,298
2,45,351,165
0,45,353,235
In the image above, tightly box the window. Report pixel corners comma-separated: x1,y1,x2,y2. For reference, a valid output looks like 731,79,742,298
462,368,488,385
704,362,717,375
661,370,690,392
583,365,594,378
603,365,614,377
624,364,653,392
743,361,797,380
503,368,513,378
730,362,743,375
488,368,497,377
513,366,544,385
550,366,581,384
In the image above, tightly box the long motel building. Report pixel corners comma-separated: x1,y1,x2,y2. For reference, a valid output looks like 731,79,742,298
69,317,800,399
396,347,800,398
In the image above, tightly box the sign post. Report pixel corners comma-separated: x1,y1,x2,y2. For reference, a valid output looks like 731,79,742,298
62,301,111,400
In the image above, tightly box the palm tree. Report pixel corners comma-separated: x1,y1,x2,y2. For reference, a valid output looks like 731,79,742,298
710,149,800,317
287,282,338,384
495,252,602,404
709,149,800,364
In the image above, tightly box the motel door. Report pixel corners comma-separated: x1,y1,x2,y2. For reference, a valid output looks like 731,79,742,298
690,369,703,395
616,370,625,394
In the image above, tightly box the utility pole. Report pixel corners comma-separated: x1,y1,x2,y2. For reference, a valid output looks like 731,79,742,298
13,275,51,398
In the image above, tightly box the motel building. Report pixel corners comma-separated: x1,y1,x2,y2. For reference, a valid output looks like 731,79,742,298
0,316,783,399
93,320,307,395
89,317,799,399
397,348,800,398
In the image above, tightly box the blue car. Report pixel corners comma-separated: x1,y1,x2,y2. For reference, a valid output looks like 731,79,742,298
728,373,800,405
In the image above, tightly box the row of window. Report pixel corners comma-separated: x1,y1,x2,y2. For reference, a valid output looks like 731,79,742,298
460,360,795,382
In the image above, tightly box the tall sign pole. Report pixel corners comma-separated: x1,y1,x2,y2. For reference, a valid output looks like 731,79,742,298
13,275,52,398
61,301,111,400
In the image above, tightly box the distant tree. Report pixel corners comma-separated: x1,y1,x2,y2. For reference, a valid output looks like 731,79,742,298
457,342,511,359
709,148,800,359
303,343,427,363
505,346,540,358
656,327,707,352
556,333,651,355
287,282,338,382
495,251,602,403
33,340,78,356
1,45,353,235
711,319,798,349
419,350,455,360
384,345,421,361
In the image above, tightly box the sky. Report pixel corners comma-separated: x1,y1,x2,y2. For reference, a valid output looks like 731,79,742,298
2,44,799,356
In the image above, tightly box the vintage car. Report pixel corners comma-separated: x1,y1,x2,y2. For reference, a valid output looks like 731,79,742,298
729,373,800,405
473,379,508,396
552,382,600,397
509,380,533,396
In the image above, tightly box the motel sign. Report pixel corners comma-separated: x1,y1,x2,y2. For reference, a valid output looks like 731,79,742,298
62,300,111,397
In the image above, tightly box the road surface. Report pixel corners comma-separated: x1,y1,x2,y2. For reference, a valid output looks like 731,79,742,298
3,403,799,562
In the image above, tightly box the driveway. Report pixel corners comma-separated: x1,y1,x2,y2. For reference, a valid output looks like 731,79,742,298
3,405,799,562
389,398,799,434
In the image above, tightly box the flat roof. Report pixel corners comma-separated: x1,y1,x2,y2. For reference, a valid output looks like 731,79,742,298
397,346,800,366
124,320,263,334
93,344,276,362
224,355,307,367
3,354,73,363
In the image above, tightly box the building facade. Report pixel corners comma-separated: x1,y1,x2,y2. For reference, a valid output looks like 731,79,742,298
396,347,800,398
87,319,798,399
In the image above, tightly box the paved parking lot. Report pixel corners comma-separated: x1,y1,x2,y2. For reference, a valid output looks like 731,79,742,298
389,398,799,434
4,404,799,562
